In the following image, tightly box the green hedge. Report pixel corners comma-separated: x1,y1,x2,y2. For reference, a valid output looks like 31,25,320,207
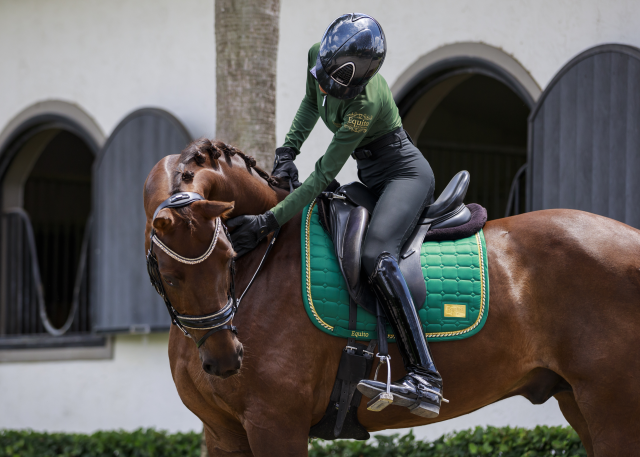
0,429,201,457
0,426,585,457
309,426,586,457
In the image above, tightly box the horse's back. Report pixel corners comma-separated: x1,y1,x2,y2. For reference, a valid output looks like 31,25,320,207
484,208,640,285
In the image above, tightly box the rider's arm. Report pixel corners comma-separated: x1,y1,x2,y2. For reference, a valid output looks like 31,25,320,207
281,44,321,155
270,101,378,226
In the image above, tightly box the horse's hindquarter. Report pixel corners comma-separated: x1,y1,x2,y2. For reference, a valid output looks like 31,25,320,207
482,210,640,442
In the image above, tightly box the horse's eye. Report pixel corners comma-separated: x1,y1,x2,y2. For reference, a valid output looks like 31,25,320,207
163,276,177,287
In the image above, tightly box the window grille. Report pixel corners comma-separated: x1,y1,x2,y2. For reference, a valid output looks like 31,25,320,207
0,209,92,342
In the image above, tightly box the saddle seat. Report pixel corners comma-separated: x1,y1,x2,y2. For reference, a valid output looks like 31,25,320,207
324,171,472,315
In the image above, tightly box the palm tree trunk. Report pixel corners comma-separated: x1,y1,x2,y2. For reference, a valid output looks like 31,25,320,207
215,0,281,171
200,427,208,457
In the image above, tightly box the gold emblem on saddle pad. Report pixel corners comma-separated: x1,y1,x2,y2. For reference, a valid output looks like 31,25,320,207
444,304,467,318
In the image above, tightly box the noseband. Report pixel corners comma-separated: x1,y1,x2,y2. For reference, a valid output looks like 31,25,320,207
146,192,279,348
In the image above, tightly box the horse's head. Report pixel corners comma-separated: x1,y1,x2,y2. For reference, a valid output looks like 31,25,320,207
150,198,243,378
144,139,281,379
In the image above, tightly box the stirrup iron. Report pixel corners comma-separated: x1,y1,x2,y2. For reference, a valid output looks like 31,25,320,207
367,355,393,411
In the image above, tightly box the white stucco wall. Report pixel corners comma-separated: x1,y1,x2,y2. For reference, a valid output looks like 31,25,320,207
0,0,637,438
0,0,216,143
0,334,201,433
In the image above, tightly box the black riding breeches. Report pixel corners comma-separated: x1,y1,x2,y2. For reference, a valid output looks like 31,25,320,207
358,136,435,276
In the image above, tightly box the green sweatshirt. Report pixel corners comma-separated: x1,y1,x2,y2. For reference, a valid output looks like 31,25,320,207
270,42,403,226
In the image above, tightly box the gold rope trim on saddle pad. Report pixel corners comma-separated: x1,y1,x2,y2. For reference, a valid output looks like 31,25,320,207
303,201,488,341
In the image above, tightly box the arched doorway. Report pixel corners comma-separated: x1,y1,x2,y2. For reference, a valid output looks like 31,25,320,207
0,107,100,344
394,45,538,220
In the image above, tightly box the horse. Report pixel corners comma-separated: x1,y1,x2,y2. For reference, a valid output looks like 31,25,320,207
143,138,640,457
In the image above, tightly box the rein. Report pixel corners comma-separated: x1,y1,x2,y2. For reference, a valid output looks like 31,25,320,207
146,192,279,348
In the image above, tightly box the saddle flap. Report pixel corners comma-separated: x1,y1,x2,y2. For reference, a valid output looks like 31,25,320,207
329,198,354,262
340,206,368,279
330,200,378,315
341,207,377,313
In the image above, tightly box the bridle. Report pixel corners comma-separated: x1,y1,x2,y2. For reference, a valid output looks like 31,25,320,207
146,192,279,348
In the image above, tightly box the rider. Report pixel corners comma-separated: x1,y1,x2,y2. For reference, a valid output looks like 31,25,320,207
227,13,443,417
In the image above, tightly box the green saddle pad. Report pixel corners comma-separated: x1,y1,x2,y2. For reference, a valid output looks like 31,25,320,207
301,202,489,342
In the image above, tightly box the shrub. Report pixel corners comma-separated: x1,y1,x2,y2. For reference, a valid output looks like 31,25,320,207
0,426,586,457
0,428,200,457
308,426,587,457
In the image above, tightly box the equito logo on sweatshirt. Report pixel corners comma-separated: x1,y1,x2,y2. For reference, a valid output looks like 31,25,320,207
344,113,373,133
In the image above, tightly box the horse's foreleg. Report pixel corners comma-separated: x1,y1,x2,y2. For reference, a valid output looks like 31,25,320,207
244,420,311,457
204,423,253,457
555,391,593,456
242,406,312,457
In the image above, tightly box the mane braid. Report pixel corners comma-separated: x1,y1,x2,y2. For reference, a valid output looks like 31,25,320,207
214,141,279,186
172,138,279,195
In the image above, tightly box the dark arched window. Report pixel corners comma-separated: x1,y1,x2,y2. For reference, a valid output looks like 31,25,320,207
396,57,534,220
0,114,100,349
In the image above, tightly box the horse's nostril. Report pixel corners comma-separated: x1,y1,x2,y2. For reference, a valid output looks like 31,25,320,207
238,346,244,359
202,362,216,376
219,368,239,379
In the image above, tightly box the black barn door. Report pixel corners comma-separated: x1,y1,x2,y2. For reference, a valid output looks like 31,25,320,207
528,44,640,228
92,109,191,333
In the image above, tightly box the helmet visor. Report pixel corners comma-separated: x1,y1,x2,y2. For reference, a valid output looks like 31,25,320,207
314,54,365,100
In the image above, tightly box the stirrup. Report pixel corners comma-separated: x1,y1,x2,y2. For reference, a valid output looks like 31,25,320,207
366,354,393,411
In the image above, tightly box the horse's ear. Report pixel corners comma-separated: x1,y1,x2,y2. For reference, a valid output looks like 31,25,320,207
153,208,175,234
192,200,235,220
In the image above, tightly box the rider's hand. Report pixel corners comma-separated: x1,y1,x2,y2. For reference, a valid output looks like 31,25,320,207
272,147,302,189
226,211,280,258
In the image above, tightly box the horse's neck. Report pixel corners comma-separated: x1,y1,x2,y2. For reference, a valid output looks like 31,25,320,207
209,163,280,216
230,184,275,216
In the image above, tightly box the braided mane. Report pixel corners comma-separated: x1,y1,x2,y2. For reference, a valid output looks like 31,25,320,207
171,138,278,195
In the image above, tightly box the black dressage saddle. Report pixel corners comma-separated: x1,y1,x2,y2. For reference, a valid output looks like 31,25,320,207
321,170,471,314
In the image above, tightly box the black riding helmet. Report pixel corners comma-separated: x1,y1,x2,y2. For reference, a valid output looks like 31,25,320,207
312,13,386,100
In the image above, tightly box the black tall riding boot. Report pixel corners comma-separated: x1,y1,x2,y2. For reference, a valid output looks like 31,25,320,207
357,252,445,418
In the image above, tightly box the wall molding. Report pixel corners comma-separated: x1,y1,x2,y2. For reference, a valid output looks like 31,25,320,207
0,100,105,158
391,42,542,107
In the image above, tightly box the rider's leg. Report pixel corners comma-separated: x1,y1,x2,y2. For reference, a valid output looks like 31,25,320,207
362,252,444,417
357,141,442,417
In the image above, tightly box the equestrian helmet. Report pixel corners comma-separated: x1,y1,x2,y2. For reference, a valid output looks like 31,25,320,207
312,13,387,100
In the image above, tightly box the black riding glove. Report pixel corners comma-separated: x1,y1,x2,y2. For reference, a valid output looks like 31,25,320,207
272,147,302,189
226,211,280,258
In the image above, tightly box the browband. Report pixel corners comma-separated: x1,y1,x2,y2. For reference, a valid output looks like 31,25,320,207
153,192,205,220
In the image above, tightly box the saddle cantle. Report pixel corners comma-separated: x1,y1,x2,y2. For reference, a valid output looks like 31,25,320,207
324,171,474,311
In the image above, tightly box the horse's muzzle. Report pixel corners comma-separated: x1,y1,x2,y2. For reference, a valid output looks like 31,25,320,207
201,342,243,378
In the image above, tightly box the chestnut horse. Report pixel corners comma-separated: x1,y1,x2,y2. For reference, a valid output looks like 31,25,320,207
143,139,640,457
